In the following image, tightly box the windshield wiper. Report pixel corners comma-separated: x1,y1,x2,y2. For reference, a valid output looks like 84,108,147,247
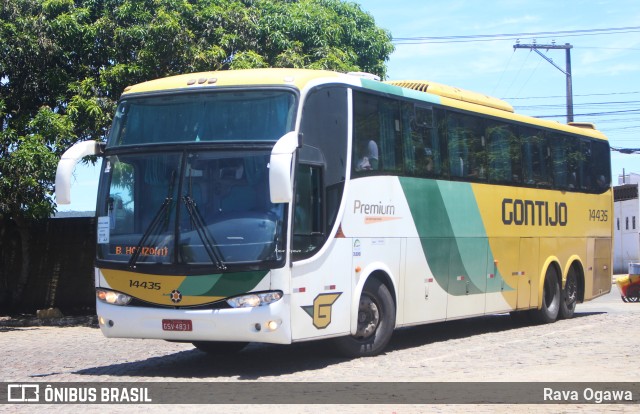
128,197,172,269
182,195,227,270
128,169,176,269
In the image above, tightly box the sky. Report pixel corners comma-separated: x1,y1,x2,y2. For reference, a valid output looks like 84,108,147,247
364,0,640,179
58,0,640,212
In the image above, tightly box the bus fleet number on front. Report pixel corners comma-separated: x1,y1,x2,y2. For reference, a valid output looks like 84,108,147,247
589,209,608,222
129,280,161,290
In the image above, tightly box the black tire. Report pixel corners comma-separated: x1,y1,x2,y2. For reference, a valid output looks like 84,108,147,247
332,278,396,358
192,341,248,355
559,268,578,319
627,285,640,302
530,266,560,324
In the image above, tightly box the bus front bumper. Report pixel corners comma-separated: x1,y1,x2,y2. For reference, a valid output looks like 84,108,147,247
96,296,292,344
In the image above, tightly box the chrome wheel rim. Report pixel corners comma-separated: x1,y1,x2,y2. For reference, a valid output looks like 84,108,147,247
355,294,380,339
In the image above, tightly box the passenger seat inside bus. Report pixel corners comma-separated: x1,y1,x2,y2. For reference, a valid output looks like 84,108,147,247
217,161,257,213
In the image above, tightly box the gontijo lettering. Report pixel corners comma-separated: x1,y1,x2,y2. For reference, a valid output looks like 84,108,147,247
502,198,568,226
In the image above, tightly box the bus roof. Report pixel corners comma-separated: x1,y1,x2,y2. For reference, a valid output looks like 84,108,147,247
121,68,346,95
385,80,607,140
121,68,607,141
386,80,515,113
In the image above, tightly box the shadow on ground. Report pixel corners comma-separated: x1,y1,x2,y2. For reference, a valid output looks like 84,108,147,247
68,311,605,380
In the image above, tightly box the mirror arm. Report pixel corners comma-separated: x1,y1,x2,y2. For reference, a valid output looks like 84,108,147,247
55,141,105,204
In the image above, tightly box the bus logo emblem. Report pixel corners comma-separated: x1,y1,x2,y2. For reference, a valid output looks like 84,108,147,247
302,293,342,329
169,289,183,303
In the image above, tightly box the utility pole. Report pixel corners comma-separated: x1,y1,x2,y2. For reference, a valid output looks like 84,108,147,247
513,41,574,123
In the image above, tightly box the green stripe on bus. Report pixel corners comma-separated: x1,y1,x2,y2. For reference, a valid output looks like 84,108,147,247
361,79,442,105
177,270,268,297
399,178,507,295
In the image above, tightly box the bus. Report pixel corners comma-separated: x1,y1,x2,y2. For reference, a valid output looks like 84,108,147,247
55,68,612,357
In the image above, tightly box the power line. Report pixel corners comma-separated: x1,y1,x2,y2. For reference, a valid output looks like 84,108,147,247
491,49,515,95
393,26,640,44
534,109,640,118
514,101,640,110
514,52,544,98
505,91,640,100
608,125,640,131
597,118,640,124
577,46,640,51
503,49,531,98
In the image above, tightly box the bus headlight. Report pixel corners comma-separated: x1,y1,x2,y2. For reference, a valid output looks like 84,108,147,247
96,289,132,306
226,291,283,308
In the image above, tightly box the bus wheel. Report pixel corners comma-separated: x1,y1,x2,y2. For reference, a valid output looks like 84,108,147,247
530,266,560,324
559,268,578,319
332,278,396,358
627,285,640,302
192,341,248,355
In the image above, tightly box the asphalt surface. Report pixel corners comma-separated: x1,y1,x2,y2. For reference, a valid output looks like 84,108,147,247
1,283,638,413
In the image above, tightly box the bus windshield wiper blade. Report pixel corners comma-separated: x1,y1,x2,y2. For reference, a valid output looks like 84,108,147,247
182,196,227,270
128,169,176,269
128,197,172,269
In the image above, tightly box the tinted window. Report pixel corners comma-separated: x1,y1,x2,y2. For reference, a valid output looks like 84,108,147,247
293,86,348,260
446,112,486,181
108,90,297,147
352,92,402,175
349,90,610,194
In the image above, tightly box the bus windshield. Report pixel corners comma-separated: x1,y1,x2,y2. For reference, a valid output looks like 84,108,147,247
108,90,297,147
97,150,286,271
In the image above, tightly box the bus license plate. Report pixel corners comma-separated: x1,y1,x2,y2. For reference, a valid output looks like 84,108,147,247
162,319,192,331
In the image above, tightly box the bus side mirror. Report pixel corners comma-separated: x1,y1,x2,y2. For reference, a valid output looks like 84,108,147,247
55,140,105,204
269,131,299,204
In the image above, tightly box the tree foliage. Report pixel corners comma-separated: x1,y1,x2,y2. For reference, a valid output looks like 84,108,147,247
0,0,393,308
0,0,394,221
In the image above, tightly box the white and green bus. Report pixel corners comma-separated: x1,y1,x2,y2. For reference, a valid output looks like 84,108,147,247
56,68,612,357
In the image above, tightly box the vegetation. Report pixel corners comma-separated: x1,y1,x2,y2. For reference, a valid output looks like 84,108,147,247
0,0,393,307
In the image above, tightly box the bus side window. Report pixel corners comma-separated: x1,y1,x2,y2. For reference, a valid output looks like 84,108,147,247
447,114,465,178
589,140,611,192
378,100,402,174
352,91,402,175
521,128,552,188
292,163,323,260
299,86,348,260
403,104,443,178
487,122,521,184
446,112,485,181
551,133,579,190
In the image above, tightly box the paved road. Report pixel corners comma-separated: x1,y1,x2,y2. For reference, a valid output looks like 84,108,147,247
1,283,639,413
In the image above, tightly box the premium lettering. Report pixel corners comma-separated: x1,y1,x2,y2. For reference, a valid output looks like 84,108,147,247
502,198,567,226
353,200,395,215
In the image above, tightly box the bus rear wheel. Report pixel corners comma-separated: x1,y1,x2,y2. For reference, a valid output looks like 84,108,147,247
559,268,578,319
192,341,248,355
332,278,395,358
626,285,640,302
530,266,560,324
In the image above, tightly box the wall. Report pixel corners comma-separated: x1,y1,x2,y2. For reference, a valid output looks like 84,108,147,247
0,217,96,314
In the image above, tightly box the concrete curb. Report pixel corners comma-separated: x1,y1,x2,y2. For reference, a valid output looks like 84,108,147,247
0,315,98,328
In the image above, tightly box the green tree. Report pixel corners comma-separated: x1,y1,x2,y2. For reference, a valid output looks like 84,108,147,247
0,0,393,308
